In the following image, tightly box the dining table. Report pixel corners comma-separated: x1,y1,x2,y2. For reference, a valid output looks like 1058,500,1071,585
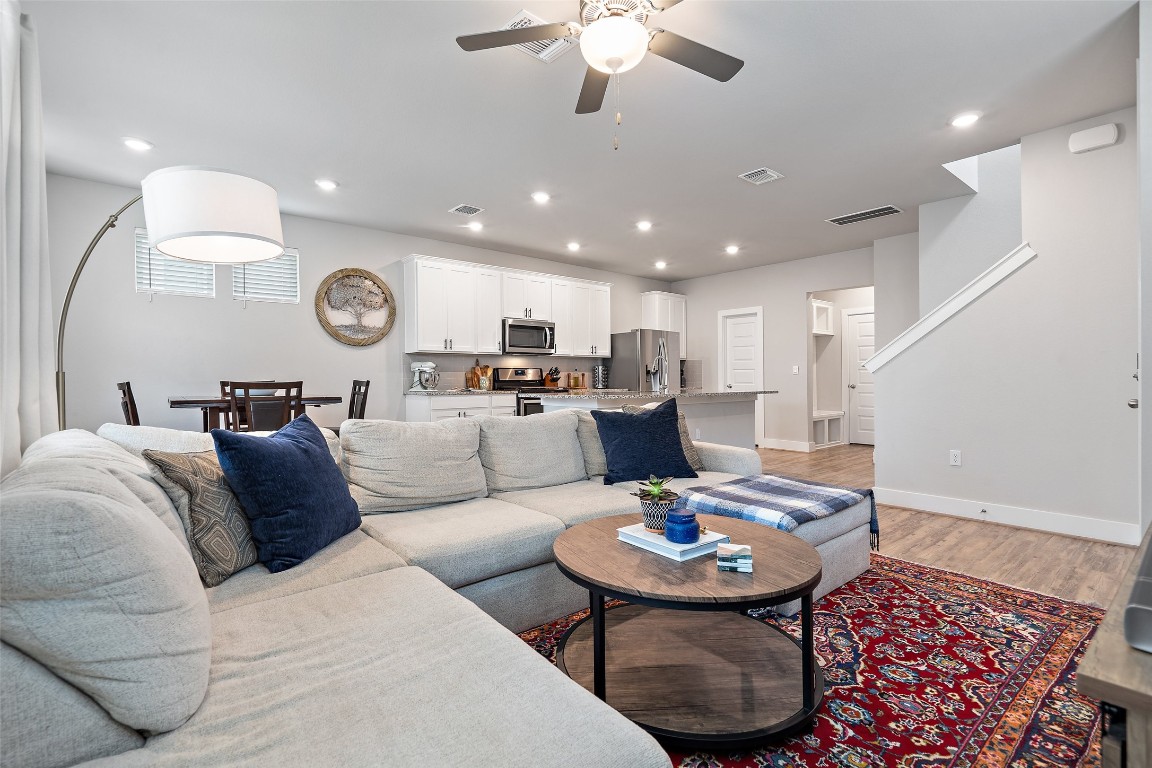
169,394,343,432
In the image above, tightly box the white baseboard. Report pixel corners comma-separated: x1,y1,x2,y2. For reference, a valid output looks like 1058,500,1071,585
757,439,813,453
874,487,1142,545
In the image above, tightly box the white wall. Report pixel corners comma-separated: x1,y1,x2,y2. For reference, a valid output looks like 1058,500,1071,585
47,174,670,432
1140,0,1151,535
918,144,1022,314
811,287,874,413
873,232,919,347
672,248,874,449
876,107,1140,544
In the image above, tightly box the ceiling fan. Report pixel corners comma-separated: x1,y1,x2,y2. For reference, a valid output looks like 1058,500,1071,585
456,0,744,114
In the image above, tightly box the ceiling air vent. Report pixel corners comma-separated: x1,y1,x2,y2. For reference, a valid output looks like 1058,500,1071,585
738,167,785,185
826,205,903,226
449,203,485,217
502,10,577,63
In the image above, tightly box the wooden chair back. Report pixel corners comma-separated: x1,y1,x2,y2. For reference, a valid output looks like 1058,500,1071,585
225,381,303,432
348,379,370,420
116,381,140,426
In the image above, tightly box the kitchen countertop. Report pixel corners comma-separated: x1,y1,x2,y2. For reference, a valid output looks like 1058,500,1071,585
406,389,515,396
538,390,778,399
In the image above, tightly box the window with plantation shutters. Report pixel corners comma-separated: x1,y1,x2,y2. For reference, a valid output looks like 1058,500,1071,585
134,228,215,298
232,248,299,303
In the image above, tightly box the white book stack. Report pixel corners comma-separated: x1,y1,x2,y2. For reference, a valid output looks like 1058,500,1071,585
616,524,730,562
717,543,753,573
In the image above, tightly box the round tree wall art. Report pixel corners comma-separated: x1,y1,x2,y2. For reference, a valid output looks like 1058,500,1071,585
314,268,396,346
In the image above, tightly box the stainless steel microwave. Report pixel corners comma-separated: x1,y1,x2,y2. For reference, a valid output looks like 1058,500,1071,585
502,318,555,355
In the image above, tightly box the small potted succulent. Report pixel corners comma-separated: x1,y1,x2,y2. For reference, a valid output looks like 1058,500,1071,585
632,475,679,533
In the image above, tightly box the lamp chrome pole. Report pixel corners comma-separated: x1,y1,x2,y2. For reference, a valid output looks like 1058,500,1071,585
55,194,142,429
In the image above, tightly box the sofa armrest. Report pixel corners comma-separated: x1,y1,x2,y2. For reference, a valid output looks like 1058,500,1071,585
694,442,762,476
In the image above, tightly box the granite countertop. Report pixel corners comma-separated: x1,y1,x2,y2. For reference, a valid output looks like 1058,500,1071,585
406,389,515,396
538,390,778,399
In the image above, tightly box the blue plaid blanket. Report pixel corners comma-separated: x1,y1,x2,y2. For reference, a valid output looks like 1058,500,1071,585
679,474,879,551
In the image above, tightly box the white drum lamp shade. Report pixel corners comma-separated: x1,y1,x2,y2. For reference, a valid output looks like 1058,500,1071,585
142,166,284,264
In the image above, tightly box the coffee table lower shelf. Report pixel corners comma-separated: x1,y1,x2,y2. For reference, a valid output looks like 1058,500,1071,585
556,604,824,751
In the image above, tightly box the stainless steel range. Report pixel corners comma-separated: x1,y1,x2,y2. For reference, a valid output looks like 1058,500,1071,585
493,367,569,416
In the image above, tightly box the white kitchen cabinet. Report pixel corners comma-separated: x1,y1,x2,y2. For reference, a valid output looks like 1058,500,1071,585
406,393,517,421
550,280,572,355
589,284,611,356
641,290,686,357
405,257,477,353
474,267,503,354
502,272,551,320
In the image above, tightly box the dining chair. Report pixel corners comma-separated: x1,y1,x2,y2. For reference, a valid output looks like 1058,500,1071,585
225,381,303,432
116,382,140,426
348,379,370,420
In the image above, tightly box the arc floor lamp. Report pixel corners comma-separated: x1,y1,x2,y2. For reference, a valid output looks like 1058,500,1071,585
55,166,285,429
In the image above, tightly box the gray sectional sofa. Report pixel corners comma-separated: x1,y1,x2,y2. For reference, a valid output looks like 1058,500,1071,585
0,409,872,767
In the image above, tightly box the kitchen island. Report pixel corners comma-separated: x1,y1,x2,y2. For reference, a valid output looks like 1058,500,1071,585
541,390,776,449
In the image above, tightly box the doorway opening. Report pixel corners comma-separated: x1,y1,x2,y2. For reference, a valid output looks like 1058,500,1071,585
808,287,874,448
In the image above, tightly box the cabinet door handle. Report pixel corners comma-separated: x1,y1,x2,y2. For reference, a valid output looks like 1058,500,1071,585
449,339,453,350
528,308,532,318
443,339,447,350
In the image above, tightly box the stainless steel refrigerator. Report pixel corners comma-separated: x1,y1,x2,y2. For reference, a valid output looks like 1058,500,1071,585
608,330,682,393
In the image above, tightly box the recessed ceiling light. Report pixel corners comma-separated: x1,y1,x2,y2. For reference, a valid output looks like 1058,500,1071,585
314,179,339,191
636,220,653,231
532,191,551,204
725,245,739,255
654,260,667,270
567,242,580,251
122,137,153,152
950,112,981,128
467,221,484,232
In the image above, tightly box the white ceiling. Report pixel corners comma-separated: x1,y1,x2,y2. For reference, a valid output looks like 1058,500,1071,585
26,0,1139,280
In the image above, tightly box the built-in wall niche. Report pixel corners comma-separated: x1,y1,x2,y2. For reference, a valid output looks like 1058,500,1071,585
811,299,835,336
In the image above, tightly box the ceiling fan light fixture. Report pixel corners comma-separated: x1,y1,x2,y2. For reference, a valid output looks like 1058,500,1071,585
579,16,649,74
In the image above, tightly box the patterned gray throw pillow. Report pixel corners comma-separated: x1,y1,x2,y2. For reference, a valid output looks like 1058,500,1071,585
143,449,258,587
621,403,705,472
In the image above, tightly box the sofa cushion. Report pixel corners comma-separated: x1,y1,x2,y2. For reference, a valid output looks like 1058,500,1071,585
592,399,697,485
475,410,587,492
607,471,744,498
358,498,564,588
143,449,258,587
206,528,407,613
97,422,342,463
84,567,670,768
213,415,360,573
622,403,704,472
340,418,488,512
0,462,211,734
574,410,608,476
493,479,639,528
0,642,144,768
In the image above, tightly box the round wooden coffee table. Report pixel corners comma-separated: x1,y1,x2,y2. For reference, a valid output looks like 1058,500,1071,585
552,513,824,751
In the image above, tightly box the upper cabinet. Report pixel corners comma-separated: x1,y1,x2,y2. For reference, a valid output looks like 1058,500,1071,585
502,272,551,320
404,255,610,355
641,291,687,358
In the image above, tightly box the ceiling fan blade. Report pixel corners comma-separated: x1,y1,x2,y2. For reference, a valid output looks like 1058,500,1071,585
575,67,610,114
648,0,684,10
456,22,578,52
647,29,744,82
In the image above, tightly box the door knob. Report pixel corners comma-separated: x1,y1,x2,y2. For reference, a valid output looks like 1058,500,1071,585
1129,399,1140,409
849,384,857,389
726,384,732,389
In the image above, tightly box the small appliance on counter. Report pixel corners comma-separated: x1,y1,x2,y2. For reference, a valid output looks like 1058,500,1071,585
410,361,440,391
592,364,609,390
608,329,681,394
493,367,569,416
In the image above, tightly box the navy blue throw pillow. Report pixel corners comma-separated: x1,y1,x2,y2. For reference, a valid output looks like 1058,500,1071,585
591,398,698,485
212,414,360,573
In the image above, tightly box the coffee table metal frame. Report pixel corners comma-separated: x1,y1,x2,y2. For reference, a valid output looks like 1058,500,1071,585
554,554,824,751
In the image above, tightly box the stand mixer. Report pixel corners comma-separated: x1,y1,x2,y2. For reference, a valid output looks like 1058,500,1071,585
410,362,440,391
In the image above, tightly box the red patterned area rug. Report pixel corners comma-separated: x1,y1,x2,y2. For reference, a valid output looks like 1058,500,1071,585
519,554,1105,768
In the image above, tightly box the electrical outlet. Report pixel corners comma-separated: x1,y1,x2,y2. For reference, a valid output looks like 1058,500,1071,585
949,450,962,467
792,365,800,375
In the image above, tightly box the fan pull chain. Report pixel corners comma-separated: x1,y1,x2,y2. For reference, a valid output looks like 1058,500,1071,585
613,72,622,150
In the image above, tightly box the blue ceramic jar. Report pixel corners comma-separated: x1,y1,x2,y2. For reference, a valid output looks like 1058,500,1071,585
664,511,700,544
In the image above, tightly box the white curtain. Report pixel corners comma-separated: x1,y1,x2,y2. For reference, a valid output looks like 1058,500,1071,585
1,1,55,477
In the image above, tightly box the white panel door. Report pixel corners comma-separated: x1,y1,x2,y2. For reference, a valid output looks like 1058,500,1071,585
415,261,449,351
474,268,503,354
589,285,611,356
568,283,592,355
443,264,476,353
847,312,876,445
525,275,552,320
550,280,572,355
502,273,528,318
723,315,760,390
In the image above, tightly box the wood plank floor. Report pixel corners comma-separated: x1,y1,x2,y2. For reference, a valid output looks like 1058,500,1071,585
756,444,1136,607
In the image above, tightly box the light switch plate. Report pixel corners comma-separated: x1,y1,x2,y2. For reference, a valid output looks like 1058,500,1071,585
792,365,799,375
